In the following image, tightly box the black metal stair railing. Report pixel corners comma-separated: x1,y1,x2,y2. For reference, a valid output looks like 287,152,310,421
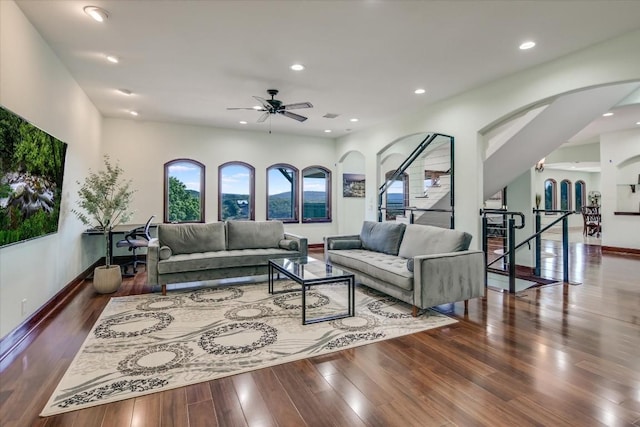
377,132,454,223
480,208,577,293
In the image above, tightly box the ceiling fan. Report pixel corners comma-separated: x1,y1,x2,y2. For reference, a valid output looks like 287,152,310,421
227,89,313,123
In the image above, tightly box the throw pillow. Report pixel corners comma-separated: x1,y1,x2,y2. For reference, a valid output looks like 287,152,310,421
406,258,414,272
359,221,406,255
159,246,172,260
278,239,299,251
329,239,362,250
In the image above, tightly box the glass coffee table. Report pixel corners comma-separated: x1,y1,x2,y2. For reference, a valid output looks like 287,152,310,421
268,257,355,325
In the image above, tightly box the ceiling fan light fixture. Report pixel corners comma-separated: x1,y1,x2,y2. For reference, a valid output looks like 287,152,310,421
290,64,305,71
252,105,262,110
84,6,109,22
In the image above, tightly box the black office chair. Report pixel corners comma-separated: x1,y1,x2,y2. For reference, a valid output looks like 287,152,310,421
116,215,154,274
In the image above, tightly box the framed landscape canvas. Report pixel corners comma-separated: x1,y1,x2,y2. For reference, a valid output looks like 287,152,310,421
343,173,365,198
0,106,68,247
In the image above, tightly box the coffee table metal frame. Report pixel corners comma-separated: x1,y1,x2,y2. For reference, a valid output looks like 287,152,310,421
268,257,355,325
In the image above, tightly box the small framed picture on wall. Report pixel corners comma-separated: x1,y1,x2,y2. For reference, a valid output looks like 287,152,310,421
343,173,365,198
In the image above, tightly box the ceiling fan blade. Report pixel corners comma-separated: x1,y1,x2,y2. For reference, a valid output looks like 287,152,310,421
253,96,272,111
280,110,308,122
282,102,313,110
257,112,270,123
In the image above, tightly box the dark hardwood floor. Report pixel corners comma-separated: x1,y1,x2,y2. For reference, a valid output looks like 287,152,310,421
1,245,639,426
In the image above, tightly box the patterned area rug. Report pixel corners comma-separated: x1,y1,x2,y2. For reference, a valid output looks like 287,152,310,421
41,280,456,416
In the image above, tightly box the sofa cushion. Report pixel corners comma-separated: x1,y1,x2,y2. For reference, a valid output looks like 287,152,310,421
329,239,362,250
327,249,413,291
227,220,285,250
157,248,296,274
158,223,226,255
398,224,472,258
359,221,406,255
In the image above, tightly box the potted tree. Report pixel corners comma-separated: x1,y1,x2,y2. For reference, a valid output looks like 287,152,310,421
73,156,134,293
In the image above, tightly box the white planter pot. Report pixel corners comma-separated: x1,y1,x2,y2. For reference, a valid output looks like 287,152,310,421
93,265,122,294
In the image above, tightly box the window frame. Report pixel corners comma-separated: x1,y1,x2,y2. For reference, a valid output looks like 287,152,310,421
385,170,409,220
560,179,572,211
301,165,332,223
575,180,586,210
544,178,557,213
218,161,256,221
163,158,206,224
266,163,299,223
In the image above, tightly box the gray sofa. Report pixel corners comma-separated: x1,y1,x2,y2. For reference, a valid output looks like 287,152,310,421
147,220,307,295
324,221,484,315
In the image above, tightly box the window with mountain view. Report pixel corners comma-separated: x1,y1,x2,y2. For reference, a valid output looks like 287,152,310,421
164,159,205,223
385,170,408,220
302,166,331,223
267,164,298,222
219,161,255,221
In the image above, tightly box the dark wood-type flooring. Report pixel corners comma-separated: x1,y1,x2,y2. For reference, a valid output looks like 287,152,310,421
1,243,639,426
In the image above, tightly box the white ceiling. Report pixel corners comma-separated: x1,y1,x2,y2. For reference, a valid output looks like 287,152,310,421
15,0,640,139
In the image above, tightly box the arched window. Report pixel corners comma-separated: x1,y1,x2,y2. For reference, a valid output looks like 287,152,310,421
302,166,331,223
385,170,408,220
164,159,205,223
575,180,586,209
267,164,299,223
544,179,557,211
560,179,572,211
218,161,255,221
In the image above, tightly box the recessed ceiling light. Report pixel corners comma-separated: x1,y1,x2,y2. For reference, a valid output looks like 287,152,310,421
519,41,536,50
84,6,109,22
106,55,119,64
350,118,359,122
239,121,248,125
290,64,305,71
414,88,426,94
324,129,332,133
602,112,614,117
129,111,138,116
117,89,132,95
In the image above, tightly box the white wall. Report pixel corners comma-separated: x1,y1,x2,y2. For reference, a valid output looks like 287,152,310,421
101,118,338,245
0,1,103,339
336,29,640,249
600,129,640,249
337,151,366,235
